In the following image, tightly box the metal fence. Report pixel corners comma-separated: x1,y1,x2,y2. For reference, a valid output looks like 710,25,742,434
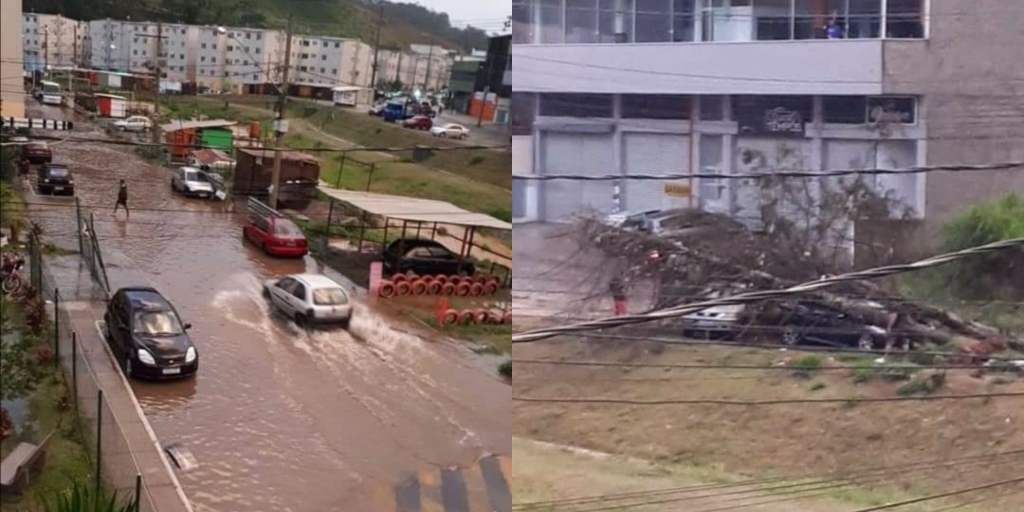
76,198,112,296
30,237,157,511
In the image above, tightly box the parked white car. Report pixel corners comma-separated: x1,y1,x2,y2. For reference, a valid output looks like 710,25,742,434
430,123,470,139
171,166,215,199
263,274,353,329
113,116,152,132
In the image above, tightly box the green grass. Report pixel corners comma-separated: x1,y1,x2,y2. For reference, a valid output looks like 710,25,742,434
791,355,823,379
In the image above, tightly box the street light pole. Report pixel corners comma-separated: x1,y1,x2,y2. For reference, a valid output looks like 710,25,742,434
369,1,384,91
269,16,294,209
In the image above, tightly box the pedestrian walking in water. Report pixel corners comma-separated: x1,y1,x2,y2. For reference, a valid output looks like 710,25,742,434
113,179,130,219
610,277,628,316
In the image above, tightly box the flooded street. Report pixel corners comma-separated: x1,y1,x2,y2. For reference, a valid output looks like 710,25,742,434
25,105,510,511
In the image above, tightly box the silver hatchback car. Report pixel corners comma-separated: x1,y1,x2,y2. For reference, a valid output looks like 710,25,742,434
263,274,353,328
171,166,216,199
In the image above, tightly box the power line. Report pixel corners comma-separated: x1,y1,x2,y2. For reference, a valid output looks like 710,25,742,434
847,476,1024,512
512,238,1024,343
514,359,1019,372
513,161,1024,182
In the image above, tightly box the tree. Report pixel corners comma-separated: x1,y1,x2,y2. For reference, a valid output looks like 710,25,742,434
940,193,1024,300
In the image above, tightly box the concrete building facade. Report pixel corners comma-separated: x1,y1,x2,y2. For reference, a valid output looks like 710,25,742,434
1,0,25,118
23,13,88,70
291,37,373,88
509,0,1024,253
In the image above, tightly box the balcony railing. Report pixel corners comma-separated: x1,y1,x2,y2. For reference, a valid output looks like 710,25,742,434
512,0,925,45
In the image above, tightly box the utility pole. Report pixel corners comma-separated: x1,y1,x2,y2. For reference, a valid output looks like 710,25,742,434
477,56,492,128
269,15,294,209
137,22,168,143
369,1,384,92
44,29,50,75
73,24,79,68
423,42,434,92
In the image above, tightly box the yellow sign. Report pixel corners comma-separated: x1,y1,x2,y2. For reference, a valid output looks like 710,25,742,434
664,183,692,198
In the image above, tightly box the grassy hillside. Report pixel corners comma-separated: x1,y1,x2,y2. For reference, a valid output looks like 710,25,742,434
23,0,489,52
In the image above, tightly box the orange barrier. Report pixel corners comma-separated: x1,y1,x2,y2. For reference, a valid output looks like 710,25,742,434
411,279,428,296
396,281,412,296
441,310,459,326
379,281,396,297
457,311,476,325
473,310,490,324
427,281,443,295
483,282,499,295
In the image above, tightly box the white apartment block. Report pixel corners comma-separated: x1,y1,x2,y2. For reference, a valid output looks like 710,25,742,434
290,36,372,88
375,49,402,86
163,24,199,82
23,13,89,69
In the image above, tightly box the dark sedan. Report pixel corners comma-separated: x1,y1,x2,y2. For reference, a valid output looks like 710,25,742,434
103,287,198,380
772,302,888,350
37,164,75,196
382,238,475,277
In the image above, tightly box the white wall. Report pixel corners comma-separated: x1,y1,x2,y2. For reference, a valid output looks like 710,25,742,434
511,40,885,95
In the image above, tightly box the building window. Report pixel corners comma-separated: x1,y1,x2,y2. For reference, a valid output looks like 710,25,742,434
320,67,325,73
886,0,924,38
211,57,216,63
253,74,259,80
512,92,537,136
256,33,262,40
335,42,341,48
621,94,690,119
868,96,916,124
201,43,207,49
331,68,337,75
636,0,672,42
754,0,793,40
672,0,696,41
539,0,565,43
201,56,206,61
540,93,614,118
823,96,868,124
228,45,234,51
245,33,251,39
599,0,634,42
699,95,725,121
565,0,600,44
734,95,812,137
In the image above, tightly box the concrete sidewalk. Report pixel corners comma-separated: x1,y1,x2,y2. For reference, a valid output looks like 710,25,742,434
45,255,193,512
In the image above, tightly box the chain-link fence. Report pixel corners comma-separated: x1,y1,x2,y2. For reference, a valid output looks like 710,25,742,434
29,237,162,512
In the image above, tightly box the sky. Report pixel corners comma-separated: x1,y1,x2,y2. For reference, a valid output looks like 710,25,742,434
409,0,511,32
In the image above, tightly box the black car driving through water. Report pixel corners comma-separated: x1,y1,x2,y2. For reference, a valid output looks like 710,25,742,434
103,287,198,379
382,238,476,277
37,163,75,196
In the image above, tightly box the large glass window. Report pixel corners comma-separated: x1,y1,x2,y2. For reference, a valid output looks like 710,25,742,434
539,0,564,43
754,0,792,40
566,0,601,43
868,97,916,124
886,0,924,38
823,96,868,124
540,93,614,118
699,95,725,121
512,92,537,135
512,0,536,43
599,0,634,42
672,0,696,41
621,94,690,119
848,0,881,39
636,0,672,42
795,0,844,40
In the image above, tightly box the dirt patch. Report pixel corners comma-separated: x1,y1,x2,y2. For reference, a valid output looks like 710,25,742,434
514,339,1024,510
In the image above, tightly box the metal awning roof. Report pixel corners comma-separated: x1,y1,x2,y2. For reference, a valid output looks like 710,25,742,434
160,119,238,132
316,186,512,231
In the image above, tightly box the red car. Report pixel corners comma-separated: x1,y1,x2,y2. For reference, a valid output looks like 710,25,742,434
23,142,53,164
244,215,308,258
401,115,433,130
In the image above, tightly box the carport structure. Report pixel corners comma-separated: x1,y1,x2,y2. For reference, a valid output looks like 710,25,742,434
316,187,512,277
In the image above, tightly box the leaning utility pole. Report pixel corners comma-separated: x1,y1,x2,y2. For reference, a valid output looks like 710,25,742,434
477,56,492,128
269,16,294,209
369,1,384,91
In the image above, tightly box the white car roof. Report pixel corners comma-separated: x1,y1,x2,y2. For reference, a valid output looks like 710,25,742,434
291,273,345,289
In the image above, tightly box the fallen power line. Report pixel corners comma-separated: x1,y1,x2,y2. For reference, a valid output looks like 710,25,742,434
512,238,1024,343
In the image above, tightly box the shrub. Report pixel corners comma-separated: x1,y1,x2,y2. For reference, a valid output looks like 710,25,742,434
896,371,946,396
468,154,486,166
42,481,136,512
792,355,823,379
810,382,826,391
499,360,511,378
941,193,1024,299
851,361,876,384
489,208,512,223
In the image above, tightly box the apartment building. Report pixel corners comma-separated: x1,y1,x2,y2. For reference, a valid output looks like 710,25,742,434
0,0,25,118
409,44,454,91
375,49,403,87
509,0,1024,252
291,36,372,88
163,24,199,82
22,13,89,69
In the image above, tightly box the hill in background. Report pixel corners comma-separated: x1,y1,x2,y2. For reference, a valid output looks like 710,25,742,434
22,0,493,53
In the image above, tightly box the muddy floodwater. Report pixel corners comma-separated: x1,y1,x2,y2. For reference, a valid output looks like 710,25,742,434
25,105,510,511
